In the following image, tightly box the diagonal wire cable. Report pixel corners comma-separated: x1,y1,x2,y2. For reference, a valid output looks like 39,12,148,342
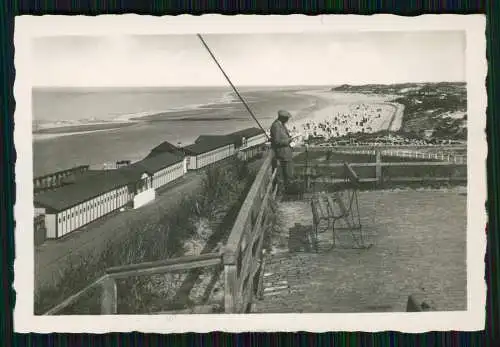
196,34,270,140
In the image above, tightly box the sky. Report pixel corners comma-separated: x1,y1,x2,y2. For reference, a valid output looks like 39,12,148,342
31,31,466,87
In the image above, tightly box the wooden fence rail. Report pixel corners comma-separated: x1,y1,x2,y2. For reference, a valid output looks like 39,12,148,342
33,165,90,193
43,250,223,315
294,144,466,151
294,156,467,187
223,153,278,313
293,145,467,164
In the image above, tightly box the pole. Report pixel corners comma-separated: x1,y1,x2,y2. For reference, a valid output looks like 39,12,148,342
376,150,382,186
197,34,270,141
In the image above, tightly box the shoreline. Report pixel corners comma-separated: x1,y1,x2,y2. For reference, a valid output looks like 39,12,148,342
33,125,136,141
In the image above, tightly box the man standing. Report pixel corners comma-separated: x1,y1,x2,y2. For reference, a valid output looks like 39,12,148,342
270,110,295,194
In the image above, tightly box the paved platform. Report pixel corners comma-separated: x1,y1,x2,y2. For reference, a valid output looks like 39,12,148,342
253,188,467,313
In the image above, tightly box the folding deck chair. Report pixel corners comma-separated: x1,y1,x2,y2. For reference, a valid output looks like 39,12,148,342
310,162,372,251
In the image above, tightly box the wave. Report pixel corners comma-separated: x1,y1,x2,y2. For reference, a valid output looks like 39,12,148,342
33,119,134,131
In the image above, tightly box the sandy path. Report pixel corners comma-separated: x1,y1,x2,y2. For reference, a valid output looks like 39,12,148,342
387,102,405,131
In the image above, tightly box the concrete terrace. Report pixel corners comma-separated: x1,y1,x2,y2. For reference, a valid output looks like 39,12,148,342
253,189,467,313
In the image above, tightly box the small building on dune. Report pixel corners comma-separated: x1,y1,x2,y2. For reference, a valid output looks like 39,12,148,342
183,136,236,170
34,169,136,239
190,127,267,163
34,151,186,240
130,151,186,190
146,141,185,159
226,127,268,160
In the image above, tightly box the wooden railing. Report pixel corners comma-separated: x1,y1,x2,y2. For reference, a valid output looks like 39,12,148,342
34,165,90,193
295,144,466,151
42,153,278,315
223,153,277,313
294,145,467,164
329,148,466,164
295,151,466,187
43,250,223,315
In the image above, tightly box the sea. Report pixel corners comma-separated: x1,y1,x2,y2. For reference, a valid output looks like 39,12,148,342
32,86,323,176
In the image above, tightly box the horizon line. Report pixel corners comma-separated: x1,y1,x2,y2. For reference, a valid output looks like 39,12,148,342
32,81,467,89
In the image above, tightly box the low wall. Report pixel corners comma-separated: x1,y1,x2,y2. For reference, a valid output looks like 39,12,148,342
133,189,156,209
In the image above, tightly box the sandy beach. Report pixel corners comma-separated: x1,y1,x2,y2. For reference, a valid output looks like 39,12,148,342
289,89,404,141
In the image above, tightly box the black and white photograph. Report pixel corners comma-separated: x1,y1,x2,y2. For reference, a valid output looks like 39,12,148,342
14,15,486,333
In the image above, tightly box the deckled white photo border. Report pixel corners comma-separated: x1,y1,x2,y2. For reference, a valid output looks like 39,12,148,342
13,14,487,333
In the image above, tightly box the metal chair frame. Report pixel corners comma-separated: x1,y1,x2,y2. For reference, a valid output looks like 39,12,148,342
310,163,371,251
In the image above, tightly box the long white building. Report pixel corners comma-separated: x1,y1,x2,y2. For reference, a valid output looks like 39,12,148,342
34,151,185,239
228,127,268,160
183,127,267,168
183,136,236,170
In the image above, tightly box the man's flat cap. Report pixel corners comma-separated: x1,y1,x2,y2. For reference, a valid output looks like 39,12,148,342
278,110,292,118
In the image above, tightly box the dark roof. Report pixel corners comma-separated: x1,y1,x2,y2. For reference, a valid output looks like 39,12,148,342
227,127,266,139
146,141,184,159
59,170,106,185
133,151,184,174
194,135,222,144
192,128,266,150
226,127,266,147
34,169,137,212
183,135,235,155
34,152,184,212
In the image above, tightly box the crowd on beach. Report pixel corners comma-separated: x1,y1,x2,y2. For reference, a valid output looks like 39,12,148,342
288,102,396,143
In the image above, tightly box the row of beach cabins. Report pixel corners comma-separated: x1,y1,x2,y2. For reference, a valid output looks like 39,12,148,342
34,127,268,242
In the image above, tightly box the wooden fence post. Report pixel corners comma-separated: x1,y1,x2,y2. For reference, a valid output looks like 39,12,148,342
376,150,382,186
224,263,238,313
223,246,238,313
101,276,117,314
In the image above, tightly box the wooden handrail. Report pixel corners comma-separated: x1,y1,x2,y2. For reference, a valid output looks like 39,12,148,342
34,165,90,181
293,145,467,164
224,153,274,264
106,252,222,277
294,162,467,168
43,252,223,315
224,152,277,313
107,254,222,280
42,275,108,315
293,144,466,151
296,153,466,189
